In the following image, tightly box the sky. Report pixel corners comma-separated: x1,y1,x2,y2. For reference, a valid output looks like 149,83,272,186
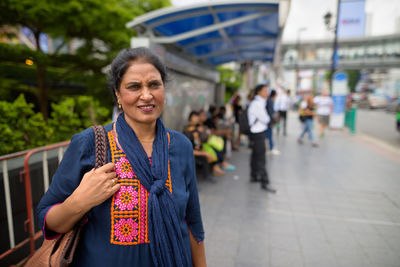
171,0,400,41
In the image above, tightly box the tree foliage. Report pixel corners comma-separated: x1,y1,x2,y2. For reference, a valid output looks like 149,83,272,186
0,0,171,118
217,66,243,103
0,94,111,155
0,0,173,154
0,94,50,155
346,70,360,93
325,70,360,93
48,96,110,143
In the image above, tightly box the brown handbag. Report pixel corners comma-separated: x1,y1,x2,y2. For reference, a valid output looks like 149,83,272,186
25,126,107,267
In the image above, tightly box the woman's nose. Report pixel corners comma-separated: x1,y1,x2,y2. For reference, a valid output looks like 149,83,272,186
140,88,153,100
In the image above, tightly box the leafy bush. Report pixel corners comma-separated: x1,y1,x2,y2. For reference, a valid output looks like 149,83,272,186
0,94,50,155
0,94,111,155
217,66,243,103
48,97,81,143
48,96,110,142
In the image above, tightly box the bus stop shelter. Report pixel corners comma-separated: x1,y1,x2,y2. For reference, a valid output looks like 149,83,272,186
125,0,289,130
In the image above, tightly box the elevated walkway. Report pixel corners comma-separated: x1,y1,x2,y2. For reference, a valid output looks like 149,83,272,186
281,33,400,70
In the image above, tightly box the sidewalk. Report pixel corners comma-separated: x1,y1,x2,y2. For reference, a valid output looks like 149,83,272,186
198,112,400,267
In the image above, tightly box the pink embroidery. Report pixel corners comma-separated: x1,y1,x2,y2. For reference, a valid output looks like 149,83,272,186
115,157,134,179
108,130,171,245
140,184,147,243
115,186,139,211
114,218,139,243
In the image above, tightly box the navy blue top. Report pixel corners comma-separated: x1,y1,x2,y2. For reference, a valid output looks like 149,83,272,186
37,123,204,266
266,97,275,128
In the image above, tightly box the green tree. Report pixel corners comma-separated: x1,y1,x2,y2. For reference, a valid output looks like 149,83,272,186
0,0,171,119
136,0,172,12
346,70,360,93
0,94,51,155
325,70,360,93
0,94,111,155
217,66,243,102
48,95,110,143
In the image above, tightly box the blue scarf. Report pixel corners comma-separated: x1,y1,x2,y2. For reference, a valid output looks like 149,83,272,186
116,113,190,267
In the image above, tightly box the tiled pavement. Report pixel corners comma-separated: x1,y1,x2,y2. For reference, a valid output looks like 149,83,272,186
198,113,400,267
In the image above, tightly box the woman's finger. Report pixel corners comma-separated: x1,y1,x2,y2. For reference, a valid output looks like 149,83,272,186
110,182,121,194
105,172,117,180
97,162,115,172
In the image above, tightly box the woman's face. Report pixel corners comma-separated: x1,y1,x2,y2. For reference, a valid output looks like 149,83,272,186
256,87,268,99
116,61,165,127
190,114,200,125
199,111,207,122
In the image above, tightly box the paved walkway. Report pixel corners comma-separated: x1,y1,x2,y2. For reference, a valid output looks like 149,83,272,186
198,112,400,267
356,109,400,149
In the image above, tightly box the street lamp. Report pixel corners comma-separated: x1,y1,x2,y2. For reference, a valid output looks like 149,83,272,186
323,0,341,92
324,12,333,30
296,27,307,92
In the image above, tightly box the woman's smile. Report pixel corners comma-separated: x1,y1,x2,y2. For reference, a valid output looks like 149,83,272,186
137,104,155,113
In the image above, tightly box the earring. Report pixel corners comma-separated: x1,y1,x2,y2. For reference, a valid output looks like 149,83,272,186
118,103,122,109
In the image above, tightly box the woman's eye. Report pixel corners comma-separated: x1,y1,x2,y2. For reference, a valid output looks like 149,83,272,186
128,84,141,90
149,82,161,88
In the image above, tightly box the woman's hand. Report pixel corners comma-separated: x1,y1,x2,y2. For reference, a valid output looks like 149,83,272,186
72,163,120,211
45,163,120,234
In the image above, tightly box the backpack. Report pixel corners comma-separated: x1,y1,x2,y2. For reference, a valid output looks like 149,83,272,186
238,105,253,135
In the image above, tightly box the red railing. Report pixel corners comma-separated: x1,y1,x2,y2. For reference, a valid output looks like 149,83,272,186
0,141,70,266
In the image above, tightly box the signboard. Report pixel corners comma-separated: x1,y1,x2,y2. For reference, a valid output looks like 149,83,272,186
330,72,349,128
337,0,366,39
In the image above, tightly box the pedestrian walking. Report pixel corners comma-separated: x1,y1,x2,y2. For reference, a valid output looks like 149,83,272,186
275,89,291,136
266,89,280,155
298,94,318,147
36,47,206,267
313,89,333,138
248,84,277,193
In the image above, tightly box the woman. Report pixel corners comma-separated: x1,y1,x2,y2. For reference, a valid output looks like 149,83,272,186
201,111,235,172
184,111,226,177
297,94,318,147
37,47,206,266
313,89,333,138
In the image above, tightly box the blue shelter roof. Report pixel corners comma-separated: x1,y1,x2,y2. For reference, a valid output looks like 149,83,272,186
127,1,280,66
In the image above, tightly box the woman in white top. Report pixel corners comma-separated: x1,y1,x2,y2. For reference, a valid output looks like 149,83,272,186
313,90,333,138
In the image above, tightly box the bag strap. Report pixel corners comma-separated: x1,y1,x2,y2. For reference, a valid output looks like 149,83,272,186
91,126,107,168
58,126,107,266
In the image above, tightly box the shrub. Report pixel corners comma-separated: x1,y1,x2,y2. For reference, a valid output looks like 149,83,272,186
0,94,50,155
0,94,111,155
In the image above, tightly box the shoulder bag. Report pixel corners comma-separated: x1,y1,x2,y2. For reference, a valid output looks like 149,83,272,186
25,126,107,267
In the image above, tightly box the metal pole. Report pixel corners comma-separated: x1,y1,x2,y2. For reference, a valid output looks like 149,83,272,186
2,160,15,249
58,146,64,163
296,28,306,92
43,151,49,192
330,0,341,92
23,155,35,256
296,33,300,92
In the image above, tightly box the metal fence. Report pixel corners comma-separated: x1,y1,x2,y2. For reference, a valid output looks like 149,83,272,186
0,141,70,266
